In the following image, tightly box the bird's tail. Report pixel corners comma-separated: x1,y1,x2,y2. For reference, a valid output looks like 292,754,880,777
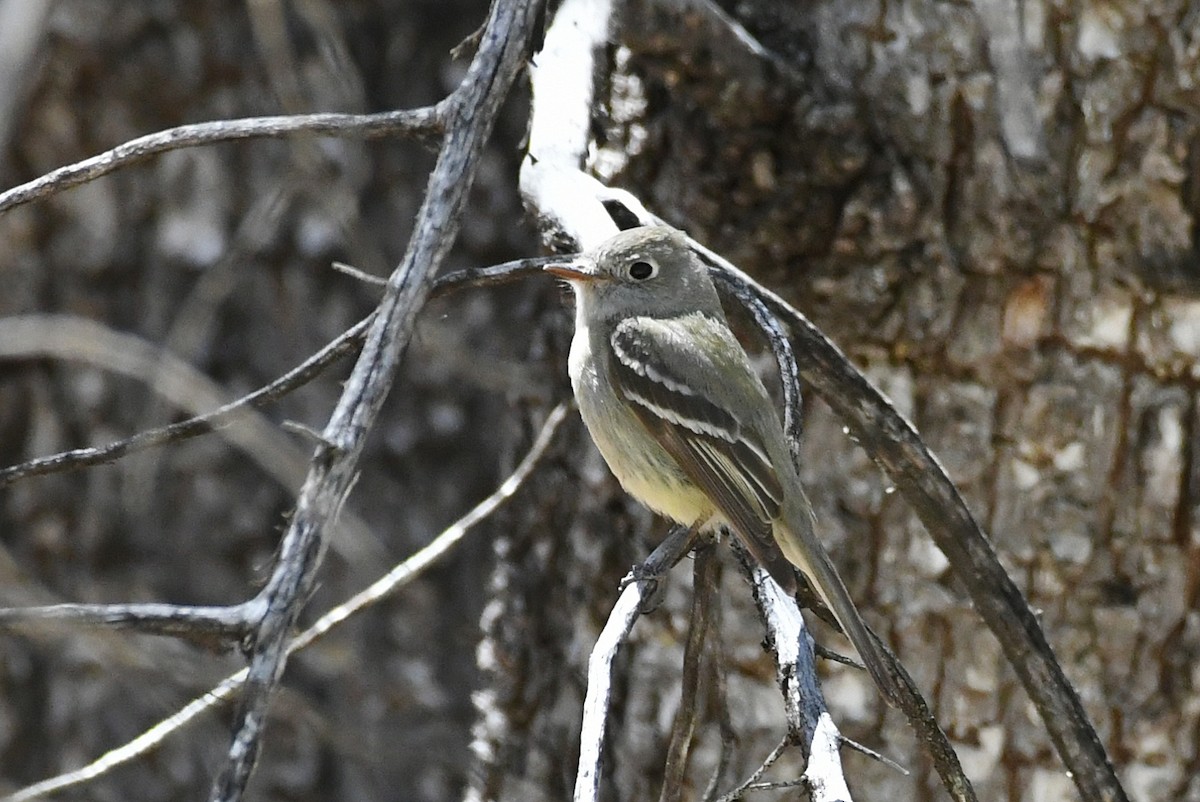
775,504,904,709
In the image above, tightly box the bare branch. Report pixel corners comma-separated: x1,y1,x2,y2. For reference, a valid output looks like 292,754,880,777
740,557,853,802
0,107,443,215
332,261,388,287
0,251,556,490
0,315,372,487
431,255,563,298
0,601,254,646
659,543,718,802
712,737,789,802
839,738,907,775
206,0,545,798
700,624,738,802
576,581,643,802
2,402,568,802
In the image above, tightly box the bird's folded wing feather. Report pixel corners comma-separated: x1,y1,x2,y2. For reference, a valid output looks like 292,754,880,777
610,315,906,706
607,314,798,591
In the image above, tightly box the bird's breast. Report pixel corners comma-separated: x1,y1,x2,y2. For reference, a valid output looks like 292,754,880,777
570,338,712,528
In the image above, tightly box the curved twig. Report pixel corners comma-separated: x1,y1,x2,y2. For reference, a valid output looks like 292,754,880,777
713,279,803,469
0,255,559,490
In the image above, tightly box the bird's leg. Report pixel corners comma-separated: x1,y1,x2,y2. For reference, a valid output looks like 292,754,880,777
620,524,698,613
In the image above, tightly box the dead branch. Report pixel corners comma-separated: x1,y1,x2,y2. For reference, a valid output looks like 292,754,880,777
0,315,371,486
205,0,544,797
0,108,442,215
575,582,643,802
659,543,719,802
2,403,567,802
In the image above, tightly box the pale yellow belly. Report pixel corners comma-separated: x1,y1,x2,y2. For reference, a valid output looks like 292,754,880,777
571,340,714,527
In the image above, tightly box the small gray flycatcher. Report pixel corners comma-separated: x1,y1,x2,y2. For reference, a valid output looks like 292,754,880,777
547,225,900,706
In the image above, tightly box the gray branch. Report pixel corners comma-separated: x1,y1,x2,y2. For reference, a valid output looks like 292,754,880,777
0,602,254,647
743,560,853,802
206,1,544,799
0,315,372,486
0,108,442,214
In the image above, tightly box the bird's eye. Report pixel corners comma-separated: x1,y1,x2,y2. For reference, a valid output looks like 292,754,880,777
628,260,656,280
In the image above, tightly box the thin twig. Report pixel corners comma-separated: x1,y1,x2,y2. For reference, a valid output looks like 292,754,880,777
839,737,907,775
332,261,388,286
738,779,806,793
811,643,862,669
431,255,563,298
712,737,789,802
713,275,802,462
0,315,372,487
1,403,568,802
0,254,557,489
700,599,737,802
337,254,561,295
659,543,717,802
0,108,443,215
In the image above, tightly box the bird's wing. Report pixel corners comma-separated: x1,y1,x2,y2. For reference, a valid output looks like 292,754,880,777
607,314,798,591
611,315,905,706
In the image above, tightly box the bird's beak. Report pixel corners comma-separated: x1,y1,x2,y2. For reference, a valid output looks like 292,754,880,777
544,258,602,282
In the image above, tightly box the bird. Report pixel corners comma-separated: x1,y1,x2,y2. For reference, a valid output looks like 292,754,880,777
546,224,901,706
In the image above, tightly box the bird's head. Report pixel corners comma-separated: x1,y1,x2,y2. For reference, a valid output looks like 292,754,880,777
545,226,722,323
